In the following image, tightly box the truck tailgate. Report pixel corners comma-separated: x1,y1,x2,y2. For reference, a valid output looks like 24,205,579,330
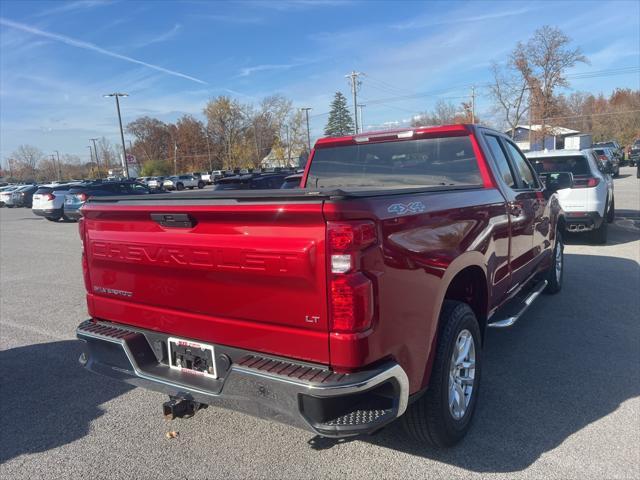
81,201,330,363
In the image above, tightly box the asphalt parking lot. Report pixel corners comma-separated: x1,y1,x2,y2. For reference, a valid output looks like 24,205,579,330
1,168,638,479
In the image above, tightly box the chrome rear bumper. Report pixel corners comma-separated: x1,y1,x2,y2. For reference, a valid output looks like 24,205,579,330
76,320,409,438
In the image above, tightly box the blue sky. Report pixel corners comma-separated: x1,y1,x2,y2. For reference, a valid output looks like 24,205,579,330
1,0,639,163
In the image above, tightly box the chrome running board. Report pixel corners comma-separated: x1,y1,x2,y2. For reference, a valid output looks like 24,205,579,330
488,280,547,328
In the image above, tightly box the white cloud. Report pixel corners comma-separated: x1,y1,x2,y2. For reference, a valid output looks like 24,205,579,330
134,24,182,48
0,17,207,85
392,7,534,30
33,0,113,18
238,63,298,77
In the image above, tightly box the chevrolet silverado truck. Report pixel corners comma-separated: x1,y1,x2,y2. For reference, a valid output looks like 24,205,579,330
76,124,570,447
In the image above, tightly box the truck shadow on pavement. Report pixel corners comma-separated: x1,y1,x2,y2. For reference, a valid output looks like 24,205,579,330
0,340,132,464
310,253,640,473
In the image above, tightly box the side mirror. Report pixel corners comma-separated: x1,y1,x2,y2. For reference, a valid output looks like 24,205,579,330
541,172,573,193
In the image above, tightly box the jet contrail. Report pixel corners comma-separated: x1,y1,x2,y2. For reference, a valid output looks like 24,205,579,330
0,17,207,85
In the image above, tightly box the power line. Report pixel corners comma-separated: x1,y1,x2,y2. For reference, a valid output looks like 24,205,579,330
534,109,640,122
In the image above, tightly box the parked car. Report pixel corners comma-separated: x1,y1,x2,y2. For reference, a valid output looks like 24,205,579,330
628,139,640,167
527,149,614,243
64,181,152,221
209,170,224,183
163,175,204,190
0,185,21,207
10,184,39,207
593,140,625,164
212,173,290,190
591,147,620,177
77,124,568,447
32,183,81,221
146,176,166,191
280,173,303,189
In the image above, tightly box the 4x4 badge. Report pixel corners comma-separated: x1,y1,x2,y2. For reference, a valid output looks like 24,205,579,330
388,201,427,215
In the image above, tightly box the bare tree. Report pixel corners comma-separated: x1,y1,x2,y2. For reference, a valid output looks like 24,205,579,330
517,26,588,131
204,96,251,170
10,145,43,180
126,117,171,163
96,137,118,170
490,61,530,138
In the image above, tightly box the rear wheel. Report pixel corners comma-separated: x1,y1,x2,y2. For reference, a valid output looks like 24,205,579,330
176,183,185,191
197,181,205,189
607,198,615,223
544,231,563,294
401,301,481,447
591,218,608,244
45,216,60,222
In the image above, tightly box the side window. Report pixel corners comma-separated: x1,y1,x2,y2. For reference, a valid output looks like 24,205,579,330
129,183,149,194
504,140,539,189
485,135,517,189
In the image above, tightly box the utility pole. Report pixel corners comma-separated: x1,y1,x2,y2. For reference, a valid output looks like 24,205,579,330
285,124,291,166
87,145,98,178
203,126,212,171
300,107,312,152
357,104,366,133
104,93,129,178
90,137,101,174
174,142,178,175
345,71,363,133
54,150,62,181
49,155,57,180
470,86,476,124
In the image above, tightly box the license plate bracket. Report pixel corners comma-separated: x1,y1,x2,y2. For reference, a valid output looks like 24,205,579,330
168,337,217,379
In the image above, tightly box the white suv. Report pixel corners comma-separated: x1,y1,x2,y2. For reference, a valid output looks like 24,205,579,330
162,175,205,191
31,183,80,222
526,149,614,243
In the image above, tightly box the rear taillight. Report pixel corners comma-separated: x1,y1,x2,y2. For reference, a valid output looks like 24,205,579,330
78,193,88,202
78,217,90,290
45,193,54,201
78,217,85,241
327,221,377,333
574,177,600,188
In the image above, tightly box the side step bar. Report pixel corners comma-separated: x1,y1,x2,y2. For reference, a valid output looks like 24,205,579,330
488,280,547,328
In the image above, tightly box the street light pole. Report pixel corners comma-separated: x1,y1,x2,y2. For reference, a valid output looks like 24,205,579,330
104,93,129,178
300,107,312,152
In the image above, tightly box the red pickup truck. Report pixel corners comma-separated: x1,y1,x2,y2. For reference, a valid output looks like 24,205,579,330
76,124,570,446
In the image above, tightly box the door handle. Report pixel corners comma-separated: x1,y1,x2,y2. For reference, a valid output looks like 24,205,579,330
508,201,523,215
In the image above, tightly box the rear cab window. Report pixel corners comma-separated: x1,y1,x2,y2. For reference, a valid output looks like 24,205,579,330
306,135,483,189
530,155,593,176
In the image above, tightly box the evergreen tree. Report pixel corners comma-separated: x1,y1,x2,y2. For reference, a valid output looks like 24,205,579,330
324,92,355,136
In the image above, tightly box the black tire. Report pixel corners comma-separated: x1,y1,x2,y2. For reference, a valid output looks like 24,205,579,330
188,186,194,190
544,230,563,294
197,181,205,189
6,205,14,208
45,216,60,222
401,301,482,447
176,183,184,191
607,198,615,223
591,218,608,244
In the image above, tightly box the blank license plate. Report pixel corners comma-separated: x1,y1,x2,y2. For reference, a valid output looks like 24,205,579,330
168,337,217,379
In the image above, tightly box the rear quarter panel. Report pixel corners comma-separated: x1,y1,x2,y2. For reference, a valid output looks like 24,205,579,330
324,188,510,391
